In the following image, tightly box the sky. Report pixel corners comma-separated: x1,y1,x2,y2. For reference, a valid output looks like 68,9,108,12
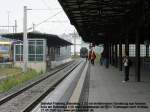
0,0,76,35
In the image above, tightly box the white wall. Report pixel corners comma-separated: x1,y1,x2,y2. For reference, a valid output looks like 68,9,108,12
14,62,46,73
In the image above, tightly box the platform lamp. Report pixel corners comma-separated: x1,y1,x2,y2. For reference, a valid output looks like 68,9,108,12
144,40,149,58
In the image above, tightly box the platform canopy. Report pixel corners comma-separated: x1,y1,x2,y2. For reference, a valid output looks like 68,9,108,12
1,32,72,47
58,0,150,44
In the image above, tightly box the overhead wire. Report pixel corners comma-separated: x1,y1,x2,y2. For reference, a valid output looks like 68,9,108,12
35,11,62,27
26,0,64,31
28,11,63,30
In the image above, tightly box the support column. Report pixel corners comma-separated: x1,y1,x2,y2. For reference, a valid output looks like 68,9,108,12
109,43,112,65
115,44,118,67
125,39,129,56
119,42,122,71
105,42,109,68
112,44,115,66
135,29,141,82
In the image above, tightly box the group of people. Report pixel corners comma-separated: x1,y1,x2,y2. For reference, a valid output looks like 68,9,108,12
85,47,131,83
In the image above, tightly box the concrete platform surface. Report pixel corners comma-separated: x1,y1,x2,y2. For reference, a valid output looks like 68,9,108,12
88,63,150,112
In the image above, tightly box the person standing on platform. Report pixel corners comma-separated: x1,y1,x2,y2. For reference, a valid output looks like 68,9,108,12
100,52,104,65
122,53,130,82
90,49,96,65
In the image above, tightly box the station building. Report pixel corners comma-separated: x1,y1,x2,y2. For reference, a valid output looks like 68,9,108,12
1,32,72,72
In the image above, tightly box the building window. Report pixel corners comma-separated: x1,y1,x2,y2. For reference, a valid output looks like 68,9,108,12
122,44,125,57
140,45,146,57
14,39,45,62
129,44,135,57
15,44,23,61
121,44,146,57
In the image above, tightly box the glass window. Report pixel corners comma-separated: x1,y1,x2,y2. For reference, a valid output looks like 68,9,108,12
15,39,45,62
15,44,23,61
36,55,43,61
117,44,119,57
16,45,21,54
36,40,43,45
122,44,125,57
28,54,35,61
129,44,135,57
28,41,35,45
140,45,146,57
29,45,35,54
36,46,43,54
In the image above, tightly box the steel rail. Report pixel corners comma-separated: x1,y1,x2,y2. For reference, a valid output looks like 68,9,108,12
22,61,83,112
0,60,75,105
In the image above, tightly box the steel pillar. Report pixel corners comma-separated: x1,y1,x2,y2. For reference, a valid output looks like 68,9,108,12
115,44,118,67
119,42,122,71
135,29,141,82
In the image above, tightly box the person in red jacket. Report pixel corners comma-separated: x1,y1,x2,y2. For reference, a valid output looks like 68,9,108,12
90,50,96,65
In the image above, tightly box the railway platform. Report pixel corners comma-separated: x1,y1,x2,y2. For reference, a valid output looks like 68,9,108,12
0,59,150,112
89,63,150,112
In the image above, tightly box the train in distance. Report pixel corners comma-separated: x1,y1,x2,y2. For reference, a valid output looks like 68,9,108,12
80,47,88,58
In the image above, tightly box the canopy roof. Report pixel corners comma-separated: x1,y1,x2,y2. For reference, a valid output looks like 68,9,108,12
58,0,150,44
1,32,72,47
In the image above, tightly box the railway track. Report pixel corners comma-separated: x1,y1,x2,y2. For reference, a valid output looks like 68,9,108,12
0,60,83,112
